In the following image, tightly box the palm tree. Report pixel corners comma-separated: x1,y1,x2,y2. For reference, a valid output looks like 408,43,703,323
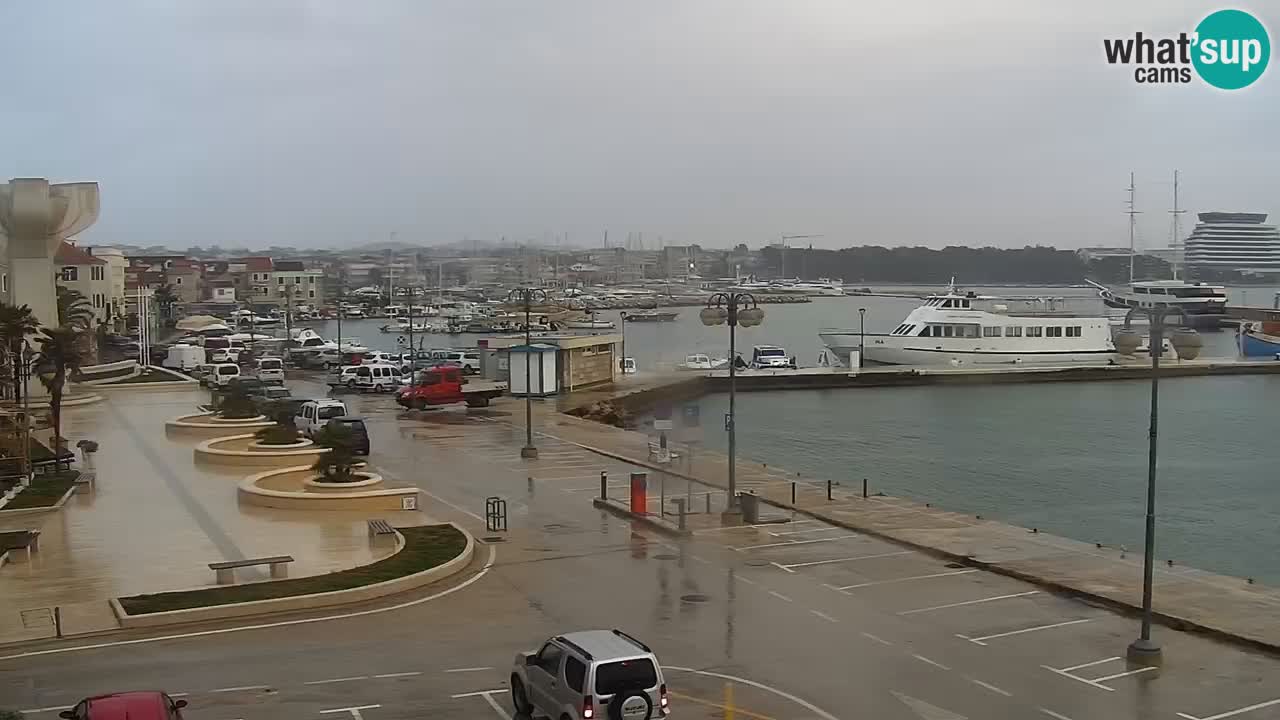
33,327,87,460
153,284,178,322
56,287,94,330
0,303,40,403
311,422,357,482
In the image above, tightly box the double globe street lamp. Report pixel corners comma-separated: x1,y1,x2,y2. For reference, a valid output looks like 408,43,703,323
700,292,765,514
507,287,549,459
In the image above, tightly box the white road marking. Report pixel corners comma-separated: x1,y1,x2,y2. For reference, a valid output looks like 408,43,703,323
913,654,951,671
210,685,270,693
319,706,380,719
1177,699,1280,720
891,691,968,720
736,576,758,586
768,590,793,602
19,706,69,714
689,555,712,565
810,609,838,623
305,676,368,685
0,544,497,661
768,526,848,537
967,678,1012,697
481,690,513,719
774,550,912,570
1040,709,1076,720
695,520,818,534
1041,665,1114,692
416,488,485,522
1060,656,1121,673
732,535,858,551
957,618,1091,645
373,671,423,679
839,569,977,590
861,632,893,646
898,591,1039,615
664,665,839,720
1092,666,1157,683
771,561,798,573
452,689,511,698
445,666,496,673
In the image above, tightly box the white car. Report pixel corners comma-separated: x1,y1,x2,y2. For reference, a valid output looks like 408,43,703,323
255,357,285,385
295,399,349,437
210,363,241,387
511,630,668,720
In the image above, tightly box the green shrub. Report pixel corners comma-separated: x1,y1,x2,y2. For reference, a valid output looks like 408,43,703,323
311,423,357,482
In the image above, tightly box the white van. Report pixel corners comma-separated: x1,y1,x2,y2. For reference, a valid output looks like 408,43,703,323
295,399,349,437
211,363,241,387
353,363,404,393
205,337,246,364
163,343,205,371
255,357,285,384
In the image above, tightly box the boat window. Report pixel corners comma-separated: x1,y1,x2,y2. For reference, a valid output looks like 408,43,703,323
982,326,1002,337
1026,326,1043,337
942,326,953,337
963,325,979,338
1006,326,1022,337
1046,326,1063,337
941,299,953,308
1066,326,1082,337
1135,287,1148,294
959,299,970,309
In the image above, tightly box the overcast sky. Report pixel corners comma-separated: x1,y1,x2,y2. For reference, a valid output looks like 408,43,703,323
1,1,1275,251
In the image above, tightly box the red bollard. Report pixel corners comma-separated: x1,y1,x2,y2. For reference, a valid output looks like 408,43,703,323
630,472,648,515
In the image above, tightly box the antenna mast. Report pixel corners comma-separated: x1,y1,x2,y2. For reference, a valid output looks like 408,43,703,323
1126,173,1141,284
1168,170,1185,281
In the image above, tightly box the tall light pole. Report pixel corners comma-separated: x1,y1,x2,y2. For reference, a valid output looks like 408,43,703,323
1112,298,1202,665
508,287,548,459
619,311,627,372
700,292,764,514
858,307,867,368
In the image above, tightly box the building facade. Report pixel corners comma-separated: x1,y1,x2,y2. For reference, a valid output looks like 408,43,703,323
1184,212,1280,275
86,246,127,322
55,242,112,322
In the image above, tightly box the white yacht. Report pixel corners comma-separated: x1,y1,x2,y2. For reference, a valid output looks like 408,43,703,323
679,353,728,371
820,288,1116,366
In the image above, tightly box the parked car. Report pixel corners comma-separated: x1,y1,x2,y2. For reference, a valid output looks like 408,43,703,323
326,415,370,455
59,691,188,719
351,363,408,393
428,350,480,374
511,629,668,720
225,376,266,397
396,366,507,409
254,357,285,384
750,345,793,369
210,363,241,387
295,399,349,437
162,343,205,372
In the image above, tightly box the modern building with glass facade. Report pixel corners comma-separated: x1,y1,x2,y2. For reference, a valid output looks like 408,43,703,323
1184,212,1280,276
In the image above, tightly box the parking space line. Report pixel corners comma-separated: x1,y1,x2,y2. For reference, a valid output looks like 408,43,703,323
1092,666,1157,683
898,591,1039,615
912,654,951,671
668,691,778,720
773,550,912,572
209,685,270,693
957,618,1092,645
319,706,381,718
373,671,423,679
1041,665,1114,692
810,610,838,622
732,535,858,551
967,678,1012,697
768,590,793,602
304,676,368,685
1061,656,1121,673
1040,708,1075,720
1177,698,1280,720
838,569,977,590
861,632,893,646
696,520,818,534
768,526,848,537
444,666,495,673
453,689,511,698
480,692,512,719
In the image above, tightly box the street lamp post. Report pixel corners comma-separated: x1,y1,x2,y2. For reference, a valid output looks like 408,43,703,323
1114,304,1201,665
857,307,867,368
508,287,548,459
700,292,764,514
619,311,627,373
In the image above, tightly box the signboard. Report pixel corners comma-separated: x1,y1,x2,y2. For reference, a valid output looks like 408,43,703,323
653,419,674,431
682,404,700,427
401,495,418,511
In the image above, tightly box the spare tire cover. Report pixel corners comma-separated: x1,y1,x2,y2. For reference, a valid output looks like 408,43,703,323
609,690,653,720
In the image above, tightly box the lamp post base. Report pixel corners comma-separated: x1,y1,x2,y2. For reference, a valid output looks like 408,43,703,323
520,445,539,459
1126,637,1163,665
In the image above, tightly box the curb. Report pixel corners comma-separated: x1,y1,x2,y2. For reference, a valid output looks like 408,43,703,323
0,484,78,518
592,497,691,537
561,427,1280,658
110,522,475,629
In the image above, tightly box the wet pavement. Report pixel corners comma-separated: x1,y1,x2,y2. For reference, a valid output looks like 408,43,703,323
5,378,1280,719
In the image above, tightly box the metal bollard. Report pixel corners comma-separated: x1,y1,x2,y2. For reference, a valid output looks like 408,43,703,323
674,498,687,531
827,479,833,501
791,481,796,504
706,492,712,514
54,605,62,638
600,470,608,500
528,476,534,492
659,475,666,516
862,477,868,498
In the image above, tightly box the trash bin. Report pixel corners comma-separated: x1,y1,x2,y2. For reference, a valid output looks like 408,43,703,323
739,492,759,524
630,472,648,515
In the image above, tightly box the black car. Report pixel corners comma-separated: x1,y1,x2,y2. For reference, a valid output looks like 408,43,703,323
226,377,267,396
326,416,370,455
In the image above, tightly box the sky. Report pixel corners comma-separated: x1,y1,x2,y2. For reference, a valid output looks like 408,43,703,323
1,1,1276,251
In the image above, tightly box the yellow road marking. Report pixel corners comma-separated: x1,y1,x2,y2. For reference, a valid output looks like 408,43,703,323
668,690,777,720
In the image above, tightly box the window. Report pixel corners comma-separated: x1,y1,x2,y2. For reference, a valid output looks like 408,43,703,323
61,267,78,281
1006,326,1022,337
90,266,104,281
1066,326,1082,337
595,659,658,695
175,276,183,285
1026,326,1043,337
1046,326,1063,337
959,299,970,309
941,299,953,308
982,326,1002,337
309,290,316,298
535,643,564,676
308,276,316,284
564,656,586,693
277,276,285,285
942,326,953,337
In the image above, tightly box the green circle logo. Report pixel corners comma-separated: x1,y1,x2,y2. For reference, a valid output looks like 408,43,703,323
1192,9,1270,90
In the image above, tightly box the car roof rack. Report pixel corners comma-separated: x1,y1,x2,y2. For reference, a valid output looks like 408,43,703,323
611,629,651,653
555,636,593,661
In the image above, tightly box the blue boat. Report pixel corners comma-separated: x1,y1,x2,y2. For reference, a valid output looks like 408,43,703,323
1238,326,1280,357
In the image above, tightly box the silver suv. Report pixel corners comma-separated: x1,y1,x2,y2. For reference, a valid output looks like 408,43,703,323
511,629,669,720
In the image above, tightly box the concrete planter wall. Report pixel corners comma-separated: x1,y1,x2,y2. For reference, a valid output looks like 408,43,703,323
194,434,329,467
167,413,275,439
239,465,418,511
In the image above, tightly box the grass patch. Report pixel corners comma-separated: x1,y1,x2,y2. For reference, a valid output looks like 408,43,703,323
110,368,183,384
119,524,466,615
3,471,79,510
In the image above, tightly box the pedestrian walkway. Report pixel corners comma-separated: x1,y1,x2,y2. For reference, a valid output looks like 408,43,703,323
0,387,426,644
526,397,1280,654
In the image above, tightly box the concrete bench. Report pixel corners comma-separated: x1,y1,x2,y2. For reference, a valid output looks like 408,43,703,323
367,518,396,538
647,442,681,461
0,530,40,564
209,555,294,585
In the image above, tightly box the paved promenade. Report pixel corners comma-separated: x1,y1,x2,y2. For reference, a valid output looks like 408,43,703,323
528,395,1280,654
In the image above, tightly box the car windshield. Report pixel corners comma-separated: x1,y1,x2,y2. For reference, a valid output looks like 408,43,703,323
594,658,658,695
758,349,786,357
218,367,237,375
317,406,345,420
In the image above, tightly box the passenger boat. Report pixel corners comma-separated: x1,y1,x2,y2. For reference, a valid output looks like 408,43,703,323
820,285,1116,366
1091,279,1227,329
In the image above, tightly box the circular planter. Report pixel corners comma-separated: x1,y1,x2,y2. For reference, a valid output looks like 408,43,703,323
247,438,314,452
167,413,276,438
303,472,384,493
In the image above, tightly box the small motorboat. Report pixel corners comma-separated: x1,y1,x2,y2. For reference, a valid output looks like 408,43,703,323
565,313,616,330
679,353,728,371
622,310,679,322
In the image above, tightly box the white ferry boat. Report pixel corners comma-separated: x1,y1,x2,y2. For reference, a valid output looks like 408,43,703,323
819,287,1116,366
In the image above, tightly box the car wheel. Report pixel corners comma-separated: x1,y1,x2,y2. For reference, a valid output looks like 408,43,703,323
413,398,427,411
510,676,533,716
347,379,356,389
608,689,653,720
374,384,384,393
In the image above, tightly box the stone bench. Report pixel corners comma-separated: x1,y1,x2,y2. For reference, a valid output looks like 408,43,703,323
209,555,294,585
1,530,40,563
367,518,396,538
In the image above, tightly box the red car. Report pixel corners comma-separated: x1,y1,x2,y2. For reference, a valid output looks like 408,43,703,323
59,692,187,719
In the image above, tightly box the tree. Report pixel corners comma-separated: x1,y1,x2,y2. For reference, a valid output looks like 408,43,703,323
217,386,258,420
56,287,94,330
311,422,358,482
33,327,88,460
0,303,39,403
153,284,178,321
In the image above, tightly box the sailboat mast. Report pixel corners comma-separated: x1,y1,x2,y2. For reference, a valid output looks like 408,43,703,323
1126,172,1141,284
1169,170,1185,281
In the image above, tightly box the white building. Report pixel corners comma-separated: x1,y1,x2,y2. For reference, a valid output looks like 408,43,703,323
55,241,112,323
86,246,127,322
1184,212,1280,275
